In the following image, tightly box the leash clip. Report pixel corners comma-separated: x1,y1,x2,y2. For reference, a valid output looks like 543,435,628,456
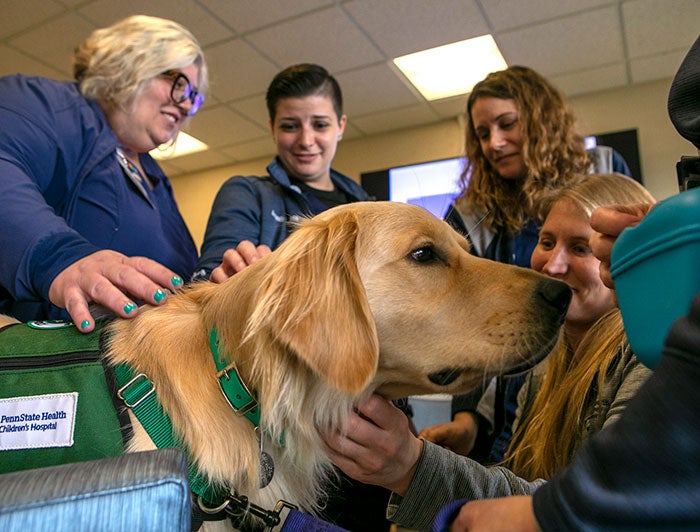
266,500,298,531
222,492,296,529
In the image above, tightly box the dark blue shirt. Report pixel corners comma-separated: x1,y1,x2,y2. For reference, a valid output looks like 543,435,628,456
194,157,369,280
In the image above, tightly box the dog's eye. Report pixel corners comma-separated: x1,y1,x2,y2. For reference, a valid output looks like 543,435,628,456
408,246,438,263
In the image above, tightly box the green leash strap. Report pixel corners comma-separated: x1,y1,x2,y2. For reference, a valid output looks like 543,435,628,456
114,363,221,505
113,330,265,506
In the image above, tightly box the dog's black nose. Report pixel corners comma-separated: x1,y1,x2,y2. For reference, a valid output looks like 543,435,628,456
536,278,572,316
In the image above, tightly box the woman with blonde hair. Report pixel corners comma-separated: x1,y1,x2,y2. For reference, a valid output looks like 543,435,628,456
0,15,207,331
504,173,654,481
324,173,654,532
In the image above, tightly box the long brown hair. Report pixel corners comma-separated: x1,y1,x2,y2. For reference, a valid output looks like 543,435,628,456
456,66,589,234
503,173,655,481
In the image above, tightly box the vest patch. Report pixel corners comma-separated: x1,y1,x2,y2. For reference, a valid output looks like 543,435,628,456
0,392,78,451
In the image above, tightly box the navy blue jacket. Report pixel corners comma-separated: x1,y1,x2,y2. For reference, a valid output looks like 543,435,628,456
0,75,197,320
194,157,369,279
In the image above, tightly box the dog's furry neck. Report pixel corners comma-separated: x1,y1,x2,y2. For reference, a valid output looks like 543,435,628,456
104,274,358,515
105,209,387,517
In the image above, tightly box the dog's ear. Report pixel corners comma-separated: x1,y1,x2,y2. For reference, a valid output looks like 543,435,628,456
247,210,379,394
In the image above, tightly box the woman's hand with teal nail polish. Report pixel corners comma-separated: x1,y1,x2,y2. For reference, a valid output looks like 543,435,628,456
47,251,183,329
153,289,167,303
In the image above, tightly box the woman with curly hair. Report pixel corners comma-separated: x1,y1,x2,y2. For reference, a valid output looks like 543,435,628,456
448,65,589,262
419,66,605,464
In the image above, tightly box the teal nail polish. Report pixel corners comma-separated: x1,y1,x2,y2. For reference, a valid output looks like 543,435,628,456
80,320,91,330
171,276,183,287
153,289,167,303
123,302,137,314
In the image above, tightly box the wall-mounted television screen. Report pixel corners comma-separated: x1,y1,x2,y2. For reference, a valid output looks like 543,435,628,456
361,156,465,219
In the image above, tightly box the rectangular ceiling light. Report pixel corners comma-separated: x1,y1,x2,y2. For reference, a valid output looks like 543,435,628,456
150,132,208,160
393,35,507,101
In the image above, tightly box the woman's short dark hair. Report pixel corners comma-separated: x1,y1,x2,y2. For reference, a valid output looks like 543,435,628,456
266,63,343,122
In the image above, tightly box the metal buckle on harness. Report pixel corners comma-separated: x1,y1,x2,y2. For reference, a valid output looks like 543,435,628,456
193,496,230,529
219,365,258,416
117,372,155,408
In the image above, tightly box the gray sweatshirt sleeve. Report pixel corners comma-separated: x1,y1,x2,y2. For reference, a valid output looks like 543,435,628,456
387,440,546,531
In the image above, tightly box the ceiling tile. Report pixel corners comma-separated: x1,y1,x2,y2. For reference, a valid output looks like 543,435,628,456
9,13,97,76
496,6,623,76
623,0,700,58
199,0,335,33
550,63,629,97
230,94,271,128
352,104,441,135
342,0,489,57
157,159,187,177
0,44,66,78
630,48,693,84
336,63,422,117
340,121,364,141
186,104,268,149
220,138,276,163
78,0,234,47
481,0,612,31
429,95,468,120
55,0,90,6
204,38,279,102
245,5,384,72
0,0,65,39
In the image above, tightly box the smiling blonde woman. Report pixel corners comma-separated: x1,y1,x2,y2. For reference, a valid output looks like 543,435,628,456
0,15,207,331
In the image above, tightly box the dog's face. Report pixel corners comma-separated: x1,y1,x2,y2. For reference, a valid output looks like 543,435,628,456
239,201,570,400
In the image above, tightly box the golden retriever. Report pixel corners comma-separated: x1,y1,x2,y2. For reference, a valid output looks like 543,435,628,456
4,201,570,529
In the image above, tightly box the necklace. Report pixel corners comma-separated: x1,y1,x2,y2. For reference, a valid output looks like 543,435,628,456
115,147,143,182
116,147,153,203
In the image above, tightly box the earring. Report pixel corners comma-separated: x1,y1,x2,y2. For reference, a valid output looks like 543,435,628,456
337,134,343,141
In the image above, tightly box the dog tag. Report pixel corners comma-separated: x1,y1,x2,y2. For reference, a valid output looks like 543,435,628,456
259,450,275,488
